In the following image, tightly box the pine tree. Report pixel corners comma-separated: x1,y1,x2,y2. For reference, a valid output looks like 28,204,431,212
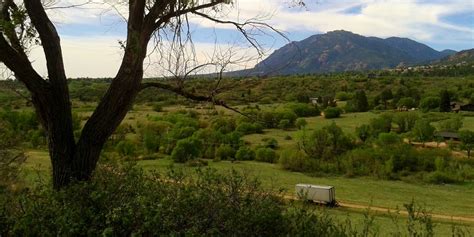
439,90,451,112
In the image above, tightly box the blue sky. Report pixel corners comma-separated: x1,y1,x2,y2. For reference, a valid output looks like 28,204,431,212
28,0,474,78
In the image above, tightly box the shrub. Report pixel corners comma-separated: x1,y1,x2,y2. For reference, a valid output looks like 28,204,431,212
279,149,316,172
152,103,163,112
1,165,292,236
438,116,463,132
171,138,202,163
419,97,440,112
235,146,256,161
323,107,341,119
286,103,320,117
424,171,460,184
236,122,257,135
215,144,236,161
397,97,417,109
262,137,279,149
355,124,371,142
255,148,278,163
335,92,352,101
143,131,160,154
115,140,137,157
295,118,307,129
278,119,292,130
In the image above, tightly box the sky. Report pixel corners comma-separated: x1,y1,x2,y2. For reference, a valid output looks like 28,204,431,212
24,0,474,78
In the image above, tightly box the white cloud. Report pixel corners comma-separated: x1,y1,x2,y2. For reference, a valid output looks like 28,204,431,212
22,0,474,78
29,36,262,78
192,0,473,41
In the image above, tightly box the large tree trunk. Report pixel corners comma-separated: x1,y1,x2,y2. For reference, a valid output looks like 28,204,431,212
1,0,230,189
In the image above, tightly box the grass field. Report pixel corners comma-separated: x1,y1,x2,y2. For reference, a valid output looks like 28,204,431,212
24,150,474,218
23,150,474,234
19,106,474,234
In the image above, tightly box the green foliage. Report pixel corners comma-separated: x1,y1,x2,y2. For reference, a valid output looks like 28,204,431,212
152,103,163,112
1,165,292,236
424,171,460,184
438,116,463,132
335,91,352,101
115,140,137,157
419,96,440,112
300,123,353,162
412,119,435,143
376,133,402,147
255,148,278,163
286,103,320,117
397,97,416,109
295,118,307,129
236,122,263,135
143,131,160,154
459,130,474,158
355,124,371,142
393,112,419,133
214,144,236,161
211,117,236,134
323,107,342,119
368,113,393,137
262,137,279,149
346,90,369,112
278,119,292,130
439,89,451,112
279,149,316,172
171,138,202,163
235,146,256,161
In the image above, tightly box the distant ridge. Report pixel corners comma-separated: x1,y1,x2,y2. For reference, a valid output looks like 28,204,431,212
433,49,474,65
235,30,458,76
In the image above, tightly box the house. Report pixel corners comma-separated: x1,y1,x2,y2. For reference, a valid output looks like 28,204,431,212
434,131,460,141
461,103,474,112
451,102,474,112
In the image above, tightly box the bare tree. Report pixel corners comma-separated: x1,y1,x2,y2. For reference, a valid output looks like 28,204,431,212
0,0,287,189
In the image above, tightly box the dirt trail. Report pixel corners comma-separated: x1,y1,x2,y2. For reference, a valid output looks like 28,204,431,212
283,195,474,223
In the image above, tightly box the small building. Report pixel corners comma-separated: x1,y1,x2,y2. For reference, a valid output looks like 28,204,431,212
461,103,474,112
434,131,460,141
450,102,462,113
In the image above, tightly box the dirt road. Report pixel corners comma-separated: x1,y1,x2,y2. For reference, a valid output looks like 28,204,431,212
283,195,474,223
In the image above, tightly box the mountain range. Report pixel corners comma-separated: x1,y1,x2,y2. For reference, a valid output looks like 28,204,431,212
236,30,462,76
433,49,474,65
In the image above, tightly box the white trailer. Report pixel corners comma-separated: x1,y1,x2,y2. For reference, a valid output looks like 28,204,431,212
295,184,336,205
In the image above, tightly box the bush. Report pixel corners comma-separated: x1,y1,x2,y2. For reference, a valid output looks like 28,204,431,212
214,144,236,161
295,118,307,129
152,103,163,112
278,119,292,130
286,103,320,117
424,171,460,184
235,146,256,161
236,122,257,134
323,107,341,119
115,140,137,157
335,92,352,101
1,165,291,236
419,97,440,112
397,97,417,109
262,137,279,149
279,150,316,172
143,131,160,154
255,148,278,163
171,138,202,163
